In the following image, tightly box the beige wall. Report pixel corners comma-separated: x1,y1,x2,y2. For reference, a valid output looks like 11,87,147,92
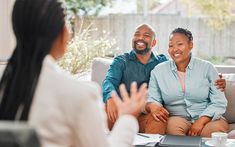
0,0,15,59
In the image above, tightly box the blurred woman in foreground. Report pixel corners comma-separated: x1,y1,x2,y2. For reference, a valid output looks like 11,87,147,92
0,0,147,146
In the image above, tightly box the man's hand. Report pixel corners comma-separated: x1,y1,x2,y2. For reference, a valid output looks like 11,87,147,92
112,82,147,118
215,74,226,92
146,103,169,123
106,98,118,123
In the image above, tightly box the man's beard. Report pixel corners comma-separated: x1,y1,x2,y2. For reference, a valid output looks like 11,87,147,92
133,40,151,55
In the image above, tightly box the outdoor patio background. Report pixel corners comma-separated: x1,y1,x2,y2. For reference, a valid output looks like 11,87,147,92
86,14,235,58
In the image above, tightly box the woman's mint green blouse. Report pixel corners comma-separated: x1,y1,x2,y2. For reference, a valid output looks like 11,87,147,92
148,57,227,122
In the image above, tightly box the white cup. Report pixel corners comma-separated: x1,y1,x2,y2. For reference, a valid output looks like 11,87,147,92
211,132,228,146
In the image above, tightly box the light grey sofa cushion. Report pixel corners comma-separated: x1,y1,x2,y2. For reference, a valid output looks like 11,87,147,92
223,74,235,123
91,57,112,86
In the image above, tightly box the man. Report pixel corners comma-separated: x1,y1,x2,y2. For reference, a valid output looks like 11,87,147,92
102,23,225,134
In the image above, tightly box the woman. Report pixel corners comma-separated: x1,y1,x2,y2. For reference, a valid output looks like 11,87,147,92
145,28,229,137
0,0,147,146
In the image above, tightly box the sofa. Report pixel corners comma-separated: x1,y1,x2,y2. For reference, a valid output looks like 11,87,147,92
91,57,235,135
0,121,40,147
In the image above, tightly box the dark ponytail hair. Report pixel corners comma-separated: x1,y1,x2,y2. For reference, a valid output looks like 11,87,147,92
0,0,65,120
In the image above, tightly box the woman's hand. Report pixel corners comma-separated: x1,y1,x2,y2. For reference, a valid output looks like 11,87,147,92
146,103,169,123
188,116,211,136
111,82,147,118
188,120,204,136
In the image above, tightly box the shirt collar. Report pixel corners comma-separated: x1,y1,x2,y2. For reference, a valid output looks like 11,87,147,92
171,54,195,71
130,50,137,60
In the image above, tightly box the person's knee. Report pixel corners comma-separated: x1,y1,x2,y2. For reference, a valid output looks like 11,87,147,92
211,120,229,132
166,126,187,136
139,113,167,134
215,122,229,133
201,119,229,137
166,117,189,136
145,120,167,134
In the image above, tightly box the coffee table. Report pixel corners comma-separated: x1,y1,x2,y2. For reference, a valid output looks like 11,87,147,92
135,138,235,147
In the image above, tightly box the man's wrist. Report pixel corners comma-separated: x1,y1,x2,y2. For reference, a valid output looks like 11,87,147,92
107,97,113,103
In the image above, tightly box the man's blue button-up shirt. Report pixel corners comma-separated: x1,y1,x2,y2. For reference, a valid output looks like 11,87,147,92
102,50,167,103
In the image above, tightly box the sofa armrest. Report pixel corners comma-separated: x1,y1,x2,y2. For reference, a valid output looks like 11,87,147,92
214,65,235,74
91,57,113,86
